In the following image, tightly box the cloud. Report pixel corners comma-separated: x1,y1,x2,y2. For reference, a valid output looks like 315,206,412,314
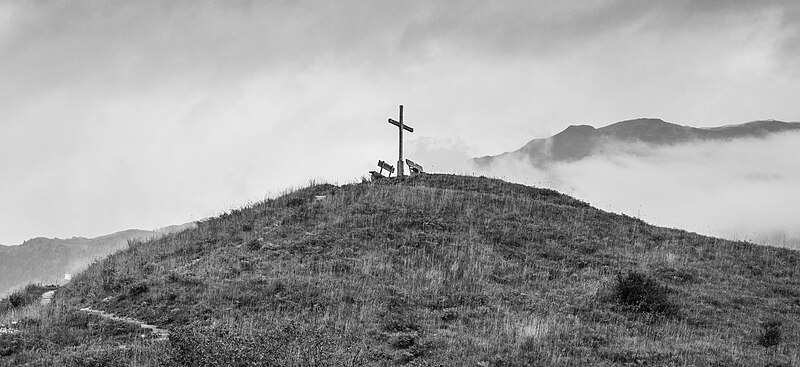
1,1,799,244
476,132,800,250
2,1,798,94
406,137,475,175
400,0,800,59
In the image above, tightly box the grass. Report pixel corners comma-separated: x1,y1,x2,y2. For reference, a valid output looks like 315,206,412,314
0,283,59,315
2,174,800,366
612,271,679,317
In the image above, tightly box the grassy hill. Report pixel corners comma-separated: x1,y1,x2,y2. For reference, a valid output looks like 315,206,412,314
0,230,155,297
2,174,799,366
0,224,196,297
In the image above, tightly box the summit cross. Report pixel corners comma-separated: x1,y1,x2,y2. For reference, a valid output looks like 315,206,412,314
387,105,413,176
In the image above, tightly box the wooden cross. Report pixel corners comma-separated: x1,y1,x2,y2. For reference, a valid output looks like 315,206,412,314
387,105,413,176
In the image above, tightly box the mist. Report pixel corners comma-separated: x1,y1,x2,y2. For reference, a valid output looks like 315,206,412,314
413,132,800,250
2,0,800,244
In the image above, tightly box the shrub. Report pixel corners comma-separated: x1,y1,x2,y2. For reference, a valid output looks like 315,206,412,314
758,319,782,349
245,239,262,251
7,293,25,309
128,282,149,298
286,197,306,207
0,334,22,357
613,271,678,316
391,333,417,349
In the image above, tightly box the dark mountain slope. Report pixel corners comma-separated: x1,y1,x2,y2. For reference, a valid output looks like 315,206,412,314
0,224,195,296
2,174,799,366
476,119,800,166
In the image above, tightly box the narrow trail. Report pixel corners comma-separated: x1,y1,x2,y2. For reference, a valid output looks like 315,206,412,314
79,307,170,341
1,289,57,334
40,290,55,305
2,289,169,341
6,288,170,341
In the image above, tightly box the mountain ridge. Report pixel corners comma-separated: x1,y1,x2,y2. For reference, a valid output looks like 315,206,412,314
475,118,800,166
0,223,196,296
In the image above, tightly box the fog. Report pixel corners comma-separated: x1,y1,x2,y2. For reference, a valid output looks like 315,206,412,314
2,1,800,244
411,132,800,250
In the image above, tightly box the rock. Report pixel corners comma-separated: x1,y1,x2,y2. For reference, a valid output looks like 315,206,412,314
0,326,19,334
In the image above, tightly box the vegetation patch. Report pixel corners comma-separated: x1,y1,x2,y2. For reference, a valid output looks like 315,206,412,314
759,319,783,350
613,271,679,317
0,284,58,313
169,321,365,367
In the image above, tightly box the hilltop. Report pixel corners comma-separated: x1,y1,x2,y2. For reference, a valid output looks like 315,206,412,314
475,119,800,166
1,174,799,366
0,224,195,297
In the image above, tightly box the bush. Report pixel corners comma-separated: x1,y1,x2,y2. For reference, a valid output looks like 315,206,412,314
245,239,262,251
391,333,417,349
613,271,678,316
286,197,306,207
7,293,25,309
758,319,782,349
128,282,149,298
0,334,22,357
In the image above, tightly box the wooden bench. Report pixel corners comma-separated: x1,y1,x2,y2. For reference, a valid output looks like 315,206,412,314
405,159,424,176
369,160,395,180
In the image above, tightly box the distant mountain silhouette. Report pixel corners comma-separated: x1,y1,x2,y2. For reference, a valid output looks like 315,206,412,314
475,119,800,166
0,223,195,296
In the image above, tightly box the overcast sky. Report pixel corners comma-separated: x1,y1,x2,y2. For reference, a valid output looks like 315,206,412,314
1,1,799,245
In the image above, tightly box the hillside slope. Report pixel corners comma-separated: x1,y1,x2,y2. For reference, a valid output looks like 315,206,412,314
475,119,800,166
0,224,196,296
2,175,799,366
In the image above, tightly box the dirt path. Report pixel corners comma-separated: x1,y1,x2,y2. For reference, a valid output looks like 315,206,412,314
1,289,57,334
79,307,170,341
40,290,56,305
37,288,169,341
2,290,168,342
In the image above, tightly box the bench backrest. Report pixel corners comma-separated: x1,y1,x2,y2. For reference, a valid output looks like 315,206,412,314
378,160,395,174
405,159,424,174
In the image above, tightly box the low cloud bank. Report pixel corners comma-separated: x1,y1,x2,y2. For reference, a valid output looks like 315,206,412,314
415,132,800,250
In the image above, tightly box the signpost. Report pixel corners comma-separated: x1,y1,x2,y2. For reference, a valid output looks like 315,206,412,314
388,105,413,176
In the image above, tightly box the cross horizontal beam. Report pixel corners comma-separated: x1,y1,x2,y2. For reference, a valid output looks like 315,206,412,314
388,118,414,132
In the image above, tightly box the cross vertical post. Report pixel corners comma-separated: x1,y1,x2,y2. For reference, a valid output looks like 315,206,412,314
398,105,404,176
387,105,414,177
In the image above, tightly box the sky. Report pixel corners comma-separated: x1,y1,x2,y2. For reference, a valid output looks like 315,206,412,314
1,0,799,245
